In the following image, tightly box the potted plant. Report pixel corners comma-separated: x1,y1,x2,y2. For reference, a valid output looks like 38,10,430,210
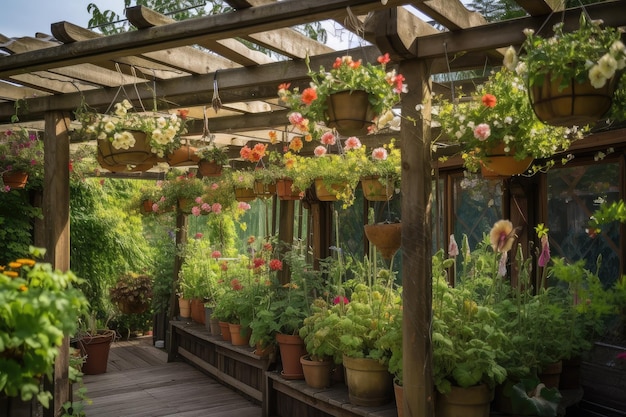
504,13,626,127
434,68,585,177
0,128,44,191
109,272,153,315
278,53,406,137
0,249,88,411
195,144,229,177
157,171,208,214
76,99,188,168
357,139,401,202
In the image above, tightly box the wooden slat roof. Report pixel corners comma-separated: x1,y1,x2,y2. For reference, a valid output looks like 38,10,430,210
0,0,624,156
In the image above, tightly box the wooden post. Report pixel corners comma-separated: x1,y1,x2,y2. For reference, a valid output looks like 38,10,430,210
277,199,295,284
42,111,71,417
400,58,435,417
167,210,188,361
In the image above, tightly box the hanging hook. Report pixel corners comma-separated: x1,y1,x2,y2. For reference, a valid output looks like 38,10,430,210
212,71,222,113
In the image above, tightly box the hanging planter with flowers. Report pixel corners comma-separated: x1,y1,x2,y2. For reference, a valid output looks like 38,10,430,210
195,144,229,177
358,139,400,201
434,68,585,177
504,14,626,127
0,128,44,192
278,53,407,139
77,99,188,170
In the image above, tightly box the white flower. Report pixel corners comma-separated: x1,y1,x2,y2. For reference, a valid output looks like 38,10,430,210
503,46,518,71
515,61,527,77
597,53,618,79
104,120,116,133
523,28,534,37
156,116,167,129
504,116,513,124
610,40,626,56
588,65,608,88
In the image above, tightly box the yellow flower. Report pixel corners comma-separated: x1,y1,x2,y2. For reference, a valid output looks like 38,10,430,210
3,271,18,278
8,261,22,269
489,219,516,253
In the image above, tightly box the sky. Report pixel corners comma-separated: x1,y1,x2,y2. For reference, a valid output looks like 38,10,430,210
1,0,126,38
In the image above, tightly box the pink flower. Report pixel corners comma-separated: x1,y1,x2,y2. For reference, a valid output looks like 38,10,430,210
333,295,349,305
191,206,201,216
314,146,327,157
448,234,459,257
201,203,211,212
617,352,626,360
321,132,336,145
211,183,219,190
211,250,222,259
288,112,304,125
195,196,203,204
372,147,388,161
473,123,491,141
237,201,251,211
269,259,283,271
538,235,551,267
151,203,159,212
211,203,222,214
344,136,362,150
194,232,203,239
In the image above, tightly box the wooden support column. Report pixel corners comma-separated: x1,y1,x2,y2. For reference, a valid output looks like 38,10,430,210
400,58,434,417
277,199,295,284
167,211,188,361
42,111,71,417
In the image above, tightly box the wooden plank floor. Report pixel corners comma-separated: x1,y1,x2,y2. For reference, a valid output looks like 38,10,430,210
80,336,262,417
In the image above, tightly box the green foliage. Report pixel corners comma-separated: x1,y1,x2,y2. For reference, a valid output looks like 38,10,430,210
509,378,562,417
109,272,152,306
0,250,89,407
178,238,220,303
0,190,42,264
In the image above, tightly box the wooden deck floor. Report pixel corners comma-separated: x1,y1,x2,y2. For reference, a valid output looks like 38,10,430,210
80,336,262,417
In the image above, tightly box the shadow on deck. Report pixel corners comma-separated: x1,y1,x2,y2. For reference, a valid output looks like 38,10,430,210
79,336,262,417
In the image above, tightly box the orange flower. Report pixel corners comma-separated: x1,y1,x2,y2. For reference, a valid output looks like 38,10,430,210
489,219,517,253
289,137,303,152
278,82,291,92
300,87,318,105
482,94,497,108
268,130,278,144
3,271,18,278
8,261,22,269
16,258,35,267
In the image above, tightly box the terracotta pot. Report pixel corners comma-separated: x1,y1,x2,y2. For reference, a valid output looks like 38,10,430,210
314,178,347,202
394,382,404,417
530,74,619,127
276,178,302,200
343,355,393,406
209,317,221,336
2,171,28,189
253,179,276,198
198,159,223,177
234,187,256,202
300,355,333,389
78,330,116,375
228,323,251,346
480,143,533,179
141,199,155,214
538,360,562,389
435,383,492,417
218,321,232,342
166,145,200,167
254,342,275,357
276,333,307,380
325,90,376,136
97,131,157,166
96,153,156,173
364,222,402,260
361,176,394,201
190,298,205,324
178,297,191,319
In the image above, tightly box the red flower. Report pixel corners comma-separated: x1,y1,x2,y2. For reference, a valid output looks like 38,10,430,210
194,233,203,239
262,242,273,252
177,109,189,119
231,279,243,291
211,250,221,259
333,295,349,305
278,82,291,91
377,53,390,65
482,94,497,108
253,257,266,269
301,87,318,105
269,259,283,271
219,261,228,271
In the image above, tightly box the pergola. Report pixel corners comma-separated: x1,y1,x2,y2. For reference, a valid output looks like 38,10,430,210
1,1,625,416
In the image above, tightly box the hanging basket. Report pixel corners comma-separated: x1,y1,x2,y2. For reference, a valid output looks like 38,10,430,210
97,131,157,166
276,178,302,200
314,178,348,202
197,159,223,177
253,180,276,198
96,153,156,173
325,90,376,136
115,299,150,315
2,171,29,189
364,222,401,260
361,176,394,201
529,74,619,127
166,145,200,167
234,187,256,202
480,143,533,179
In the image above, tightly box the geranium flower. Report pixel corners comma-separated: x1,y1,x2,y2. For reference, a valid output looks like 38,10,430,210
372,147,388,161
301,87,317,105
269,259,283,271
211,250,221,259
314,146,327,157
473,123,491,141
320,132,336,146
482,94,497,108
344,136,362,150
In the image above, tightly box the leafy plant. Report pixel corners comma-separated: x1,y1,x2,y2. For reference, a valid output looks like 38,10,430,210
0,128,44,190
195,144,229,165
109,272,153,309
0,248,89,407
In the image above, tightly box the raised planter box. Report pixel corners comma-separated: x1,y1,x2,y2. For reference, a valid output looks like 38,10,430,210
168,321,274,404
